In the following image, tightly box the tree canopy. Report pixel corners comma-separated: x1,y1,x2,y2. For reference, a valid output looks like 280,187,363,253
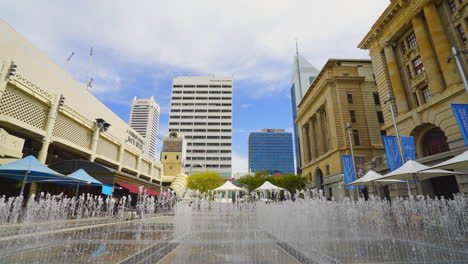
237,172,306,194
187,171,224,193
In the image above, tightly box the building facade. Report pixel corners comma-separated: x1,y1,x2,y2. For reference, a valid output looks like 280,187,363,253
0,18,167,195
168,76,233,178
129,96,160,160
290,54,319,174
248,129,295,175
296,59,384,200
359,0,468,197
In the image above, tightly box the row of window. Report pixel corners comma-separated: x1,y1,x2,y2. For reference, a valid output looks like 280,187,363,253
171,103,232,106
173,91,232,94
185,135,231,139
187,143,231,146
170,122,231,127
171,109,231,113
187,149,231,153
172,97,232,100
173,85,232,88
185,164,232,168
170,115,231,120
347,110,384,124
346,93,381,105
448,0,464,13
169,128,231,133
186,157,232,161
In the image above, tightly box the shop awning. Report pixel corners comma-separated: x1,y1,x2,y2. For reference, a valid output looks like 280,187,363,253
117,182,161,196
0,156,78,183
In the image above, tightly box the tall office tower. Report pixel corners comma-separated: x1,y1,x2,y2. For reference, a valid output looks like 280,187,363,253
290,51,319,174
129,96,160,160
248,129,295,175
168,76,233,178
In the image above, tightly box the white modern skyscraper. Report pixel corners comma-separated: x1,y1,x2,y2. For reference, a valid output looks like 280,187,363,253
290,52,319,174
129,96,160,160
168,76,233,178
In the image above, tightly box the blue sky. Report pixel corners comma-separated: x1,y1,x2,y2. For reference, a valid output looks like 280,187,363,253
1,0,389,174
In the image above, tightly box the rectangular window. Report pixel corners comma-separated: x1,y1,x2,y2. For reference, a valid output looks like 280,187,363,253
353,130,361,146
456,24,467,42
400,41,407,54
413,56,425,75
373,93,381,105
377,111,384,123
350,110,357,123
448,0,457,13
347,93,353,104
422,86,431,103
407,32,417,49
413,92,420,107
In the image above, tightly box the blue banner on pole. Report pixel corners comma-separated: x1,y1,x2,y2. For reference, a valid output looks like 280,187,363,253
341,155,357,190
382,135,415,171
102,185,113,195
452,104,468,147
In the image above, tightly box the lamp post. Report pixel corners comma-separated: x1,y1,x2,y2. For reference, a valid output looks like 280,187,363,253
448,47,468,93
384,94,412,196
345,122,359,200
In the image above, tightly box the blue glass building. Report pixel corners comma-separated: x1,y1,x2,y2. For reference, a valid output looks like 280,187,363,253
248,129,295,175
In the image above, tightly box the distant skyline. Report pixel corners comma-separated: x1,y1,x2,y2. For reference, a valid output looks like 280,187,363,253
0,0,389,174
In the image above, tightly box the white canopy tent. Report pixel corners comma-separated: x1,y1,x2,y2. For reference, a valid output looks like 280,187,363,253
212,181,245,203
254,181,286,191
213,181,245,191
427,150,468,171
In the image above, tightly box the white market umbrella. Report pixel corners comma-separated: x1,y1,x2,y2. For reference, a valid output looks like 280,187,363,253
381,160,463,194
427,150,468,171
348,170,405,186
254,181,286,191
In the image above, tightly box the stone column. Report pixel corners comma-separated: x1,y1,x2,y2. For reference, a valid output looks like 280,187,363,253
89,124,100,162
136,156,142,177
301,126,309,164
38,94,61,163
316,113,324,156
424,3,461,87
412,14,445,95
308,118,315,161
117,143,125,170
383,46,409,114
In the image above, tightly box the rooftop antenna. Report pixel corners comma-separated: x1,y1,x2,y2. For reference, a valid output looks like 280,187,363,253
66,52,75,62
86,47,93,90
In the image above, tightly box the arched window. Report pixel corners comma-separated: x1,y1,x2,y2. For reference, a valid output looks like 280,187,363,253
164,155,167,160
176,155,179,160
422,128,449,157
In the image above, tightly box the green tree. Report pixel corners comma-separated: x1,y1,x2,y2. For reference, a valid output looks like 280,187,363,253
187,171,224,193
276,174,306,194
237,175,266,192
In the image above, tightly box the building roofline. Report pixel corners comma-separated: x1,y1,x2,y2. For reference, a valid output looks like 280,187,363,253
358,0,406,49
297,58,372,109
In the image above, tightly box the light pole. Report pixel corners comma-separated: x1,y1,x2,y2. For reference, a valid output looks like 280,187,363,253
345,122,359,200
448,46,468,93
384,94,412,196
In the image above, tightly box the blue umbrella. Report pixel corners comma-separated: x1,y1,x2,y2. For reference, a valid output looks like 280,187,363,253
0,156,80,195
67,169,103,196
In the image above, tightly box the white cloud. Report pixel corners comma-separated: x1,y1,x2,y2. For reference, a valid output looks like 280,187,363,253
0,0,389,96
232,151,248,175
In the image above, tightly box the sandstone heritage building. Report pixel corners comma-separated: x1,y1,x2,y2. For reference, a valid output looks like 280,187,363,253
296,59,384,199
358,0,468,197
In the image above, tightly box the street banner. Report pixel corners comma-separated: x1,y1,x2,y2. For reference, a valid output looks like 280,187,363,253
452,104,468,146
102,184,113,195
382,136,415,171
341,155,363,190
